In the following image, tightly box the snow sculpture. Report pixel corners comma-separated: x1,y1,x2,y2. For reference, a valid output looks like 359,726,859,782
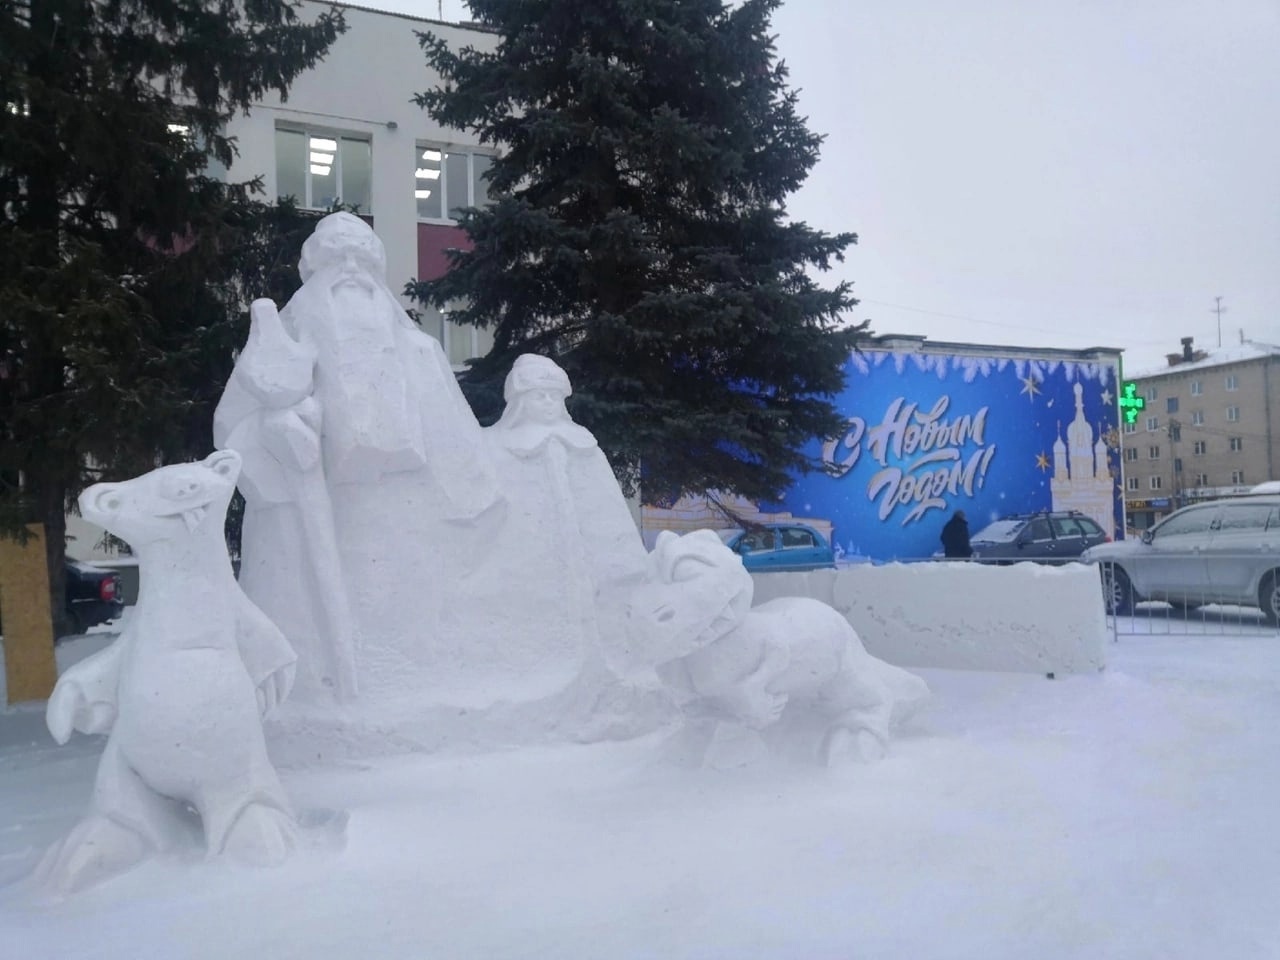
626,530,930,768
459,354,650,700
214,212,502,705
38,451,299,893
214,213,668,751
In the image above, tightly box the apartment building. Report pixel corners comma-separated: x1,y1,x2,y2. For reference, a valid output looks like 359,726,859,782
1121,336,1280,530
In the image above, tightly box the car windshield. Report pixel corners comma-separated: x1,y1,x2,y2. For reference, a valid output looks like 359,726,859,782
716,528,744,545
972,520,1025,543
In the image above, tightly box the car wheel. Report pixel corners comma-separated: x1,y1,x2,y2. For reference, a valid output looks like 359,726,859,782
1257,572,1280,625
1102,565,1135,615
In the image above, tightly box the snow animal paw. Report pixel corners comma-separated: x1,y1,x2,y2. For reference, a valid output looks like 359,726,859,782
47,679,117,744
221,803,297,866
255,662,297,716
34,815,152,895
822,727,886,767
721,683,788,730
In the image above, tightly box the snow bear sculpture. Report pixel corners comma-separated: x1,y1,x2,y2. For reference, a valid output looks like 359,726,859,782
627,530,929,767
38,451,299,894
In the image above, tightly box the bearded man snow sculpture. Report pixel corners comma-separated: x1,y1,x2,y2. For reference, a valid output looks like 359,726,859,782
627,530,930,768
214,212,500,703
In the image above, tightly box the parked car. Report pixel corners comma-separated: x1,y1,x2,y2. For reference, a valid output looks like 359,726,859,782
1080,496,1280,622
718,522,836,572
64,560,125,635
968,511,1110,564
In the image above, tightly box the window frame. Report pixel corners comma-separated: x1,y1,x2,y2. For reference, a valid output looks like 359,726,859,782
414,142,496,224
274,123,372,212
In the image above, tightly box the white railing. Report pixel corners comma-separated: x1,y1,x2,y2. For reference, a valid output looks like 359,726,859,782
1093,556,1280,639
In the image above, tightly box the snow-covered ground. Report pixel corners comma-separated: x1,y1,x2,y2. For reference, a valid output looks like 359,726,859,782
2,624,1279,959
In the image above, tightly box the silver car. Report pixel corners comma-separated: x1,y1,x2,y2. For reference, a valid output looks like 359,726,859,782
1081,496,1280,622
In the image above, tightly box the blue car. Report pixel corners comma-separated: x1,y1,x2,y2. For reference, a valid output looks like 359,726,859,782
718,523,836,572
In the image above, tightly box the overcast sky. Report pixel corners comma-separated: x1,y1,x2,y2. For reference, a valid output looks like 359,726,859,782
382,0,1279,373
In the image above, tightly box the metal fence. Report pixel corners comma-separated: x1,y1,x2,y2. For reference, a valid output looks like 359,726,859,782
1094,556,1280,640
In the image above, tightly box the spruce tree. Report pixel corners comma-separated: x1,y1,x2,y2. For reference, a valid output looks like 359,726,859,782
412,0,864,505
0,0,343,633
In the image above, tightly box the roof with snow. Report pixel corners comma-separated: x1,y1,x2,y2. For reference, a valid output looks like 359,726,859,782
1126,341,1280,380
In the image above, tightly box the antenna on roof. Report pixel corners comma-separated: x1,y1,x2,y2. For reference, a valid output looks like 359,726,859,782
1211,296,1227,347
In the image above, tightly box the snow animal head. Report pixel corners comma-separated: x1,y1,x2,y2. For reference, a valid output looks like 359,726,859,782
298,211,387,285
78,450,242,547
626,530,755,665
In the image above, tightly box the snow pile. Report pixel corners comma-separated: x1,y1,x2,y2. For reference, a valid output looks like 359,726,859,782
751,560,1107,675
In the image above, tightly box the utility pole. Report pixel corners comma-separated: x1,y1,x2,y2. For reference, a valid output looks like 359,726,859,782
1212,296,1227,348
1167,418,1181,509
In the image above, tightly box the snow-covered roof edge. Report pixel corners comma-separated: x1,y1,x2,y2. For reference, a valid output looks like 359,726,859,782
1126,340,1280,380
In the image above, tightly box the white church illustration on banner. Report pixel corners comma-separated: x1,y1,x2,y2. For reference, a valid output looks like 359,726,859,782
1050,382,1114,534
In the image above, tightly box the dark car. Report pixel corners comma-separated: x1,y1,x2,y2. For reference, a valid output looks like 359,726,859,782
718,522,837,572
63,561,124,635
968,511,1110,564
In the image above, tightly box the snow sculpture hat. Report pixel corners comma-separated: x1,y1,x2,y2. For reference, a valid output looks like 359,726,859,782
298,211,387,283
504,353,571,402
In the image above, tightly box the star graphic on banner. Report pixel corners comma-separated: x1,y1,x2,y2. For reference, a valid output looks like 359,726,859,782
1101,387,1114,405
1035,452,1050,473
1020,375,1041,400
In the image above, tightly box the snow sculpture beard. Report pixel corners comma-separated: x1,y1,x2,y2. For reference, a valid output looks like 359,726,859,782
297,259,428,483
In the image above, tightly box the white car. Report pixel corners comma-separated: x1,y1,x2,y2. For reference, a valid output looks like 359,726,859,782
1081,497,1280,622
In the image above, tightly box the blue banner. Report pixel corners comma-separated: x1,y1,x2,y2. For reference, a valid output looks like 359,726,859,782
763,350,1124,561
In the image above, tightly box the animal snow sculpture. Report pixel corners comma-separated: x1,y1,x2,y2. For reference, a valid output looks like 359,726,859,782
38,451,299,894
627,530,929,767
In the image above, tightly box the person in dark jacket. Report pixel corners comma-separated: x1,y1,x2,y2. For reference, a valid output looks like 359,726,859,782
940,510,973,558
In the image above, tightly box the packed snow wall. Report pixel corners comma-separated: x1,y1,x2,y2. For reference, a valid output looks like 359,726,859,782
750,560,1108,675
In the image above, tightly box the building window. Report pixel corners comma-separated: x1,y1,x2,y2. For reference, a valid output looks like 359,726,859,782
1191,409,1204,426
1225,374,1239,391
1126,476,1140,491
1124,421,1136,434
1146,416,1159,431
1190,380,1202,396
1226,405,1240,422
1145,386,1158,402
415,144,494,222
1229,436,1243,452
1173,457,1183,473
1192,440,1207,455
1124,447,1138,462
1231,470,1245,485
275,125,372,211
1166,397,1179,413
1150,476,1163,490
1194,473,1209,487
1148,445,1160,460
1168,424,1181,442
